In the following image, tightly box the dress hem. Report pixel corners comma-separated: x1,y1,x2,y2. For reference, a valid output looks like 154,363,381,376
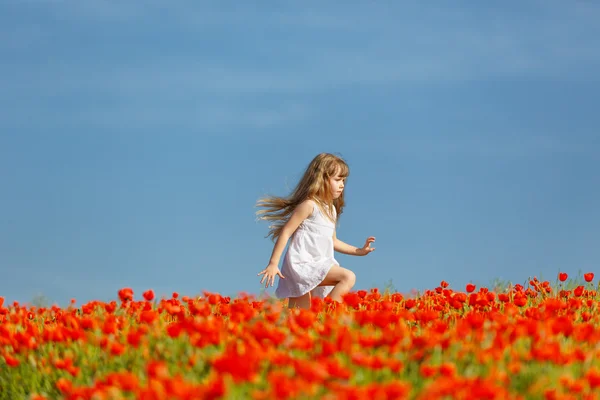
275,261,338,299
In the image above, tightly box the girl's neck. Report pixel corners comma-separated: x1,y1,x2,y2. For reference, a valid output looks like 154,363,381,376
312,196,332,207
311,196,336,222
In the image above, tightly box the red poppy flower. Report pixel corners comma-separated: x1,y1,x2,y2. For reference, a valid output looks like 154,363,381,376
143,290,155,301
118,288,134,302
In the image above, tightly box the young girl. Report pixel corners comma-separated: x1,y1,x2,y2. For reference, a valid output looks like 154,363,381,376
256,153,376,309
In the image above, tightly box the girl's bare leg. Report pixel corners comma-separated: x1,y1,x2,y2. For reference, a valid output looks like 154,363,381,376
288,292,311,309
317,265,356,302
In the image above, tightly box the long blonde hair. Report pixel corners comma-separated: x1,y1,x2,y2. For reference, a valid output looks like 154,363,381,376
256,153,349,241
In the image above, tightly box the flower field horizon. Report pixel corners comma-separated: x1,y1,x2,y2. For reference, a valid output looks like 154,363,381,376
2,272,600,399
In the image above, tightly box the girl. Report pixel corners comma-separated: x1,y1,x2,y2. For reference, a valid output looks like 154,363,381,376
256,153,376,309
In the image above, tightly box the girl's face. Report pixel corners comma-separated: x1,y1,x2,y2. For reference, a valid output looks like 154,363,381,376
329,171,346,199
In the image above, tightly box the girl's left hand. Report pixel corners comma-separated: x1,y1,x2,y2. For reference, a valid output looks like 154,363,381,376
358,236,376,256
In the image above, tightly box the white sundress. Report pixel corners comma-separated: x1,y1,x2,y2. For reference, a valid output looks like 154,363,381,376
275,200,339,299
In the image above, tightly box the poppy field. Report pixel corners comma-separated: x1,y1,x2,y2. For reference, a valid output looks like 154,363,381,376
2,273,600,399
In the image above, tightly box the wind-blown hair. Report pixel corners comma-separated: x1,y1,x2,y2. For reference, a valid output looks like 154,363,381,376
256,153,349,241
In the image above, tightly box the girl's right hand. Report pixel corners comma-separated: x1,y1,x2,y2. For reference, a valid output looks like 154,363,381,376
258,263,285,288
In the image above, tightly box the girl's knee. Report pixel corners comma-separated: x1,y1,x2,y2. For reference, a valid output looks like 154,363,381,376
344,269,356,286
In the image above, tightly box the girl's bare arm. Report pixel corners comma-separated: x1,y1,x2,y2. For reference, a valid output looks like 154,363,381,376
334,230,376,256
266,200,314,266
258,200,314,288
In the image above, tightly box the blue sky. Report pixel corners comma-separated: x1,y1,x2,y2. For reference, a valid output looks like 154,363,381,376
1,1,599,306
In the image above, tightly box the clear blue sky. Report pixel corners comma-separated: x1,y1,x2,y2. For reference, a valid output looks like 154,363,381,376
1,2,599,306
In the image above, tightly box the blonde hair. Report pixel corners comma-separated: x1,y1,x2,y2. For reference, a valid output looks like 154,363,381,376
256,153,349,241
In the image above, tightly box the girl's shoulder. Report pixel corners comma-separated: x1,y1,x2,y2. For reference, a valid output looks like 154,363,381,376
302,198,317,213
295,198,316,218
